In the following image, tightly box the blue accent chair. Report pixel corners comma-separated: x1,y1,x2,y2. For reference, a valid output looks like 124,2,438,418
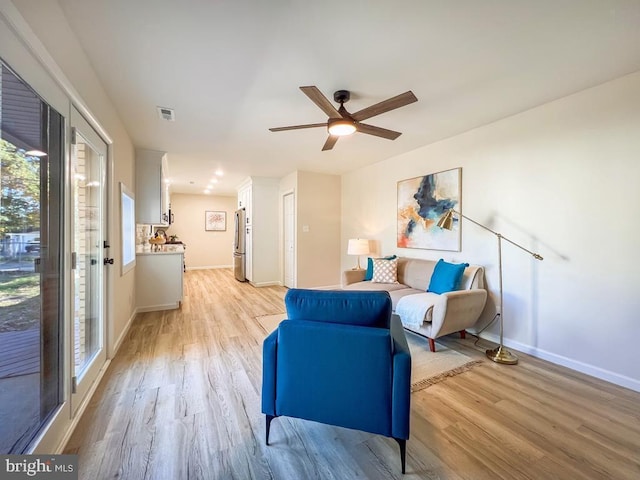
262,289,411,474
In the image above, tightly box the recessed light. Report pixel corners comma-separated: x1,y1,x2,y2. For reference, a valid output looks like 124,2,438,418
204,189,211,194
210,178,219,184
215,169,224,176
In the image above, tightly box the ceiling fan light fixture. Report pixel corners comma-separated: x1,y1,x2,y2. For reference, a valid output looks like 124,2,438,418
327,118,356,136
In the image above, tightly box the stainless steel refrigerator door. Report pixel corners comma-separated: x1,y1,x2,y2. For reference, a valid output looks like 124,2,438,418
234,209,246,254
233,252,246,282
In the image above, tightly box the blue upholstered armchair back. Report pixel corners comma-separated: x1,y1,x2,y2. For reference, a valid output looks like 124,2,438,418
263,289,400,437
284,288,392,328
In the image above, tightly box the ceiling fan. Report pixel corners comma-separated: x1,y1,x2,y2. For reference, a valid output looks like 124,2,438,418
269,86,418,151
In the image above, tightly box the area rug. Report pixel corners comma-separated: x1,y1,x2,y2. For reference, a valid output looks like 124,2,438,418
256,314,482,393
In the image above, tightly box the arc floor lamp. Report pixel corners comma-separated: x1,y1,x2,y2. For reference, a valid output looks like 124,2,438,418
437,209,543,365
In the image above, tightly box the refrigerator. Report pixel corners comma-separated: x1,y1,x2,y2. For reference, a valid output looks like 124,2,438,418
233,208,246,281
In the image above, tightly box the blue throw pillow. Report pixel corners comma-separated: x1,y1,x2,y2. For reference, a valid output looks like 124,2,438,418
364,255,397,281
427,259,469,294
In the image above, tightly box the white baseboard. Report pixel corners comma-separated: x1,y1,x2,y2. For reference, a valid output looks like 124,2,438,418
249,280,282,287
136,304,180,313
186,265,232,271
110,307,138,358
481,332,640,393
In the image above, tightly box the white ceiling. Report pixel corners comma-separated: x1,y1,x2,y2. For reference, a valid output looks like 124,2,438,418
56,0,640,196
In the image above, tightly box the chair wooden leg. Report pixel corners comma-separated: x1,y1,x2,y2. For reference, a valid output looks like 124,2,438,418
460,330,466,339
265,415,276,445
428,337,435,352
394,438,407,474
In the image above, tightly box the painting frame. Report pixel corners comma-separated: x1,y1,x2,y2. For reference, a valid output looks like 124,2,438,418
205,210,227,231
397,167,461,251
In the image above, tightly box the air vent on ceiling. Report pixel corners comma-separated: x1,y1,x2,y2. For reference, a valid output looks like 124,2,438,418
157,106,176,121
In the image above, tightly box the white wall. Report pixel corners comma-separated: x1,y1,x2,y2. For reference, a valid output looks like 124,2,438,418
278,171,342,288
164,193,235,269
12,0,137,353
297,171,341,288
342,72,640,391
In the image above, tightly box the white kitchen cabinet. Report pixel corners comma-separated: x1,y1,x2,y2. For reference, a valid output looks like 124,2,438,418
236,177,278,286
135,251,184,311
237,182,252,225
136,148,170,225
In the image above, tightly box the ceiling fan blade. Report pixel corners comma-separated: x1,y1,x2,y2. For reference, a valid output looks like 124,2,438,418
269,122,326,132
356,123,402,140
300,86,342,118
322,135,339,151
351,91,418,122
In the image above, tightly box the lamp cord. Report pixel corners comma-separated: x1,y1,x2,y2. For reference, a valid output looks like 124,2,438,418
469,312,500,351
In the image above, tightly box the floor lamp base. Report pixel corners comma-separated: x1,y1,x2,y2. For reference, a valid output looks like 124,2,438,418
486,345,518,365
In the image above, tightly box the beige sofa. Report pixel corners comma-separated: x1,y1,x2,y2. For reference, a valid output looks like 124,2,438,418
342,257,487,351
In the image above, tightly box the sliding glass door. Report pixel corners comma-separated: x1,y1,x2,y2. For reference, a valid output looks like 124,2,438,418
0,61,64,453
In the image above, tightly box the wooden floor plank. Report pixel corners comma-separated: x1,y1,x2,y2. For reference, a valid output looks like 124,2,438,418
0,328,40,378
63,268,640,479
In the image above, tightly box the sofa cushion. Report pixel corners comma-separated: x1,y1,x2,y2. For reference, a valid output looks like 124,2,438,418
396,257,436,291
364,255,397,281
388,288,427,315
371,257,399,283
427,259,469,294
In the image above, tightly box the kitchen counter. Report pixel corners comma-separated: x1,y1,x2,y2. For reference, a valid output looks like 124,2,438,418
135,249,184,311
136,244,184,255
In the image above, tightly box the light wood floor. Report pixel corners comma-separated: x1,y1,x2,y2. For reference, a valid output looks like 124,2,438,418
64,269,640,479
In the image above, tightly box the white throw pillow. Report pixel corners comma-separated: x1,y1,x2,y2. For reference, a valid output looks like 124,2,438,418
371,257,399,283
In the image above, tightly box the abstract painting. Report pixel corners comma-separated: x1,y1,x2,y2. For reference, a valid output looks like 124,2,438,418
205,211,226,231
397,168,461,251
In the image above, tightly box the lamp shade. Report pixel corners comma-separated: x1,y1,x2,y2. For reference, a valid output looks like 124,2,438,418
436,209,455,230
347,238,370,256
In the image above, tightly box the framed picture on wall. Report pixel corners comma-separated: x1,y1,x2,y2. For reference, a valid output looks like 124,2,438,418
397,167,461,251
205,211,226,231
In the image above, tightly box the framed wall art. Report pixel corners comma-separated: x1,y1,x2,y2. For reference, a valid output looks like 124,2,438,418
397,167,461,251
205,210,227,231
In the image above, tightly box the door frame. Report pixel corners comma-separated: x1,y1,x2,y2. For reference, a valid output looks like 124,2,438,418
68,106,109,416
282,190,296,288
